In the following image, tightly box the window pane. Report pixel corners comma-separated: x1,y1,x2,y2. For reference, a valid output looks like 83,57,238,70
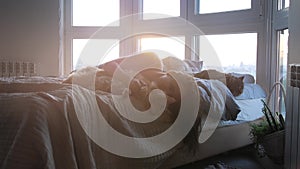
199,0,251,14
73,0,119,26
285,0,290,8
278,0,289,10
277,29,288,113
143,0,180,20
278,29,288,86
199,33,257,77
140,36,185,60
73,39,119,70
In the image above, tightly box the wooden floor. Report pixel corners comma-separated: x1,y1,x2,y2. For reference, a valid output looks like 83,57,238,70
174,145,284,169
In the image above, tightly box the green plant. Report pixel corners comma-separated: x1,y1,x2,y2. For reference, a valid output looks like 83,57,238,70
250,120,273,144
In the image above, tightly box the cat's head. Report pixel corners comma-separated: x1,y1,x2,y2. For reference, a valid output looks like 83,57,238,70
226,75,244,96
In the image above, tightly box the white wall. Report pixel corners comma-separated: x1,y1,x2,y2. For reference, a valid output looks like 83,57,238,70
288,0,300,64
0,0,60,76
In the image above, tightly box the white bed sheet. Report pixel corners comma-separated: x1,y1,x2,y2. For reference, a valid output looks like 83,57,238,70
236,98,265,121
217,98,265,127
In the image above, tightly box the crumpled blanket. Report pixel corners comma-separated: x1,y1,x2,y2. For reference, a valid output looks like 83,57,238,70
0,75,240,169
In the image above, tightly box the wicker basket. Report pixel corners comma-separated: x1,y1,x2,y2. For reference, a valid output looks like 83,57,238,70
261,129,285,164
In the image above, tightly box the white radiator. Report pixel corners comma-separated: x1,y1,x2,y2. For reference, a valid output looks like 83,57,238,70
0,61,36,77
285,65,300,169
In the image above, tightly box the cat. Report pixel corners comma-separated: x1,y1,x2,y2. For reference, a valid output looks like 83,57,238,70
194,69,244,96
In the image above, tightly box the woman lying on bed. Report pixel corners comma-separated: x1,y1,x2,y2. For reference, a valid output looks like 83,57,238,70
63,52,242,147
63,52,182,110
63,52,240,119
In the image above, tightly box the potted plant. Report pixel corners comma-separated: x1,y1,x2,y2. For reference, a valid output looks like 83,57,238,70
249,100,285,164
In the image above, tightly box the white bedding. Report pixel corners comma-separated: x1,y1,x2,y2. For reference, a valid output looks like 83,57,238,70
216,98,265,127
236,98,265,121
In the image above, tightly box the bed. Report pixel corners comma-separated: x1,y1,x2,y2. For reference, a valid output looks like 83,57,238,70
0,53,267,169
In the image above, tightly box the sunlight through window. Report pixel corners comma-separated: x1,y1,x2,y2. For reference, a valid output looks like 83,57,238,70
73,39,119,70
73,0,120,26
143,0,180,20
199,0,251,14
140,36,185,60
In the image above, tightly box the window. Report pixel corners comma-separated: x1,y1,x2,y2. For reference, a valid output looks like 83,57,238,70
65,0,121,72
65,0,263,80
198,33,257,77
72,0,120,26
197,0,251,14
142,0,180,20
140,36,185,59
